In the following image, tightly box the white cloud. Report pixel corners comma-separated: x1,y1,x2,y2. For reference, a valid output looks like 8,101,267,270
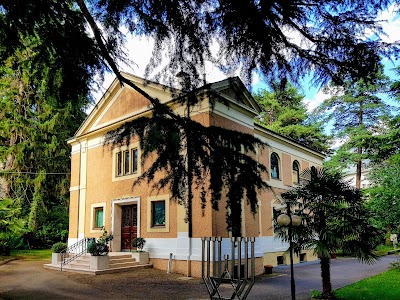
376,3,400,43
303,89,332,111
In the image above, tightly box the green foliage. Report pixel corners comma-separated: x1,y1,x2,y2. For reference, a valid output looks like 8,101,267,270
0,199,26,255
132,237,146,251
335,269,400,300
0,10,96,248
87,229,114,256
90,0,397,86
365,159,400,233
316,70,393,188
253,81,330,153
51,242,67,253
277,167,381,298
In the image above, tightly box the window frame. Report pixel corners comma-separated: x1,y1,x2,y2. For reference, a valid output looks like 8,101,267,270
90,202,106,233
270,152,280,180
113,143,141,181
151,200,166,227
292,160,300,185
147,195,170,233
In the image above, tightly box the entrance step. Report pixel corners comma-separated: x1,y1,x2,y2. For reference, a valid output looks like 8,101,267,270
43,252,152,275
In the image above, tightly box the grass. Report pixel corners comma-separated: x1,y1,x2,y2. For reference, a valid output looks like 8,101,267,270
9,249,52,261
337,245,397,258
335,269,400,300
374,245,398,256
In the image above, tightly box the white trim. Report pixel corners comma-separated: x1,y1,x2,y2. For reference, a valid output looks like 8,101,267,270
69,186,79,192
143,237,274,261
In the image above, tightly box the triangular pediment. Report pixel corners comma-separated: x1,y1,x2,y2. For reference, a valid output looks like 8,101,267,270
209,77,261,115
74,73,176,137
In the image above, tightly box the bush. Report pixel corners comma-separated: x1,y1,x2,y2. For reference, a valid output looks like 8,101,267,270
132,237,146,251
87,229,113,256
0,240,11,256
51,242,67,253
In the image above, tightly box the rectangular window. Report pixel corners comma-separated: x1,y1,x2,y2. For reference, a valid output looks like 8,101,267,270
94,207,104,229
131,148,138,173
124,150,130,175
151,201,166,227
116,152,122,176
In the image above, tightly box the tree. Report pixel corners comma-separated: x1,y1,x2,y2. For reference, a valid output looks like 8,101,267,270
277,168,381,299
316,71,392,188
0,18,95,246
1,0,398,237
254,80,330,153
365,154,400,235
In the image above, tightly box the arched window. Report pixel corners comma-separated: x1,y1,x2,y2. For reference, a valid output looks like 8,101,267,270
292,160,300,184
270,152,280,179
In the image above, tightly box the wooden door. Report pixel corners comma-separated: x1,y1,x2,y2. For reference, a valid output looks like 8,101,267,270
121,205,137,250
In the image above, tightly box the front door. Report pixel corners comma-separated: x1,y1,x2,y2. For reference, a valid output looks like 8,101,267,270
121,204,137,251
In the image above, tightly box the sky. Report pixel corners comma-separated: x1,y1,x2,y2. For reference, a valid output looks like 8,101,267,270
93,4,400,113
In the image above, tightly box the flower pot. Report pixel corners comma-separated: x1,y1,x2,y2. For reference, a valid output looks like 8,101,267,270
132,251,149,264
89,255,110,270
52,253,62,265
264,265,273,274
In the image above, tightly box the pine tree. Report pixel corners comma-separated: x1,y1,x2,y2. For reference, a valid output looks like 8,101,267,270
0,32,93,246
316,70,392,188
254,81,330,153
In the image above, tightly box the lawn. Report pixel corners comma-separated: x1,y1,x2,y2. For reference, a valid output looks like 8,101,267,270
335,268,400,300
9,249,52,261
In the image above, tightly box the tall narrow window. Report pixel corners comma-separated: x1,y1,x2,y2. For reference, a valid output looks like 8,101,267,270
131,148,138,173
94,207,104,229
116,152,122,176
151,201,166,227
293,160,300,184
124,150,130,175
270,152,280,179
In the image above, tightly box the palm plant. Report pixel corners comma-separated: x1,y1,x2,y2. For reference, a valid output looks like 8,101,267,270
276,167,381,299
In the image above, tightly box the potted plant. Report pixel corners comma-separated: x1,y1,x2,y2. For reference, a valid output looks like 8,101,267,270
87,229,113,270
131,237,149,264
51,242,67,264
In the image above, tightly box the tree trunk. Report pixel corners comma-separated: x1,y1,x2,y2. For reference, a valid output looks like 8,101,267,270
356,147,362,189
320,256,333,298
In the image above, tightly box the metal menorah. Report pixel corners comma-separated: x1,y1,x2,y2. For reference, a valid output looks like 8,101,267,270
201,237,256,300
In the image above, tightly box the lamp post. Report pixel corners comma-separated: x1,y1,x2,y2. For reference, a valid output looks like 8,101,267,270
277,207,301,300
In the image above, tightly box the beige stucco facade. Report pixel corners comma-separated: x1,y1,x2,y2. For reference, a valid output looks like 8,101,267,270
67,74,324,277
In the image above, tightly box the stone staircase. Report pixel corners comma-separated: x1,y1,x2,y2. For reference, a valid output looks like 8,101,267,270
44,253,152,275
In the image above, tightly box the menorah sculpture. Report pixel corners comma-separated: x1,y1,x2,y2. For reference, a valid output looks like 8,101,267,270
201,237,256,300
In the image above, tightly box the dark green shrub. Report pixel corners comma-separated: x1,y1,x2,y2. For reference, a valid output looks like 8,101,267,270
132,237,146,251
87,229,113,256
51,242,67,253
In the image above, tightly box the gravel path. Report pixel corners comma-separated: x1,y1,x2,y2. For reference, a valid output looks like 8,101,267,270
0,255,399,300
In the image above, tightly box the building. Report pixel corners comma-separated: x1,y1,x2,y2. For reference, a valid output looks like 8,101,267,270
67,73,324,276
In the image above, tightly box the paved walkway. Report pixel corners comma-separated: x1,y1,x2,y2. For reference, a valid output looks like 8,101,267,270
0,255,399,299
248,255,400,300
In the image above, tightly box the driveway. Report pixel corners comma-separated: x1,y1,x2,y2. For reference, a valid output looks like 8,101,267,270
248,255,400,300
0,255,398,300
